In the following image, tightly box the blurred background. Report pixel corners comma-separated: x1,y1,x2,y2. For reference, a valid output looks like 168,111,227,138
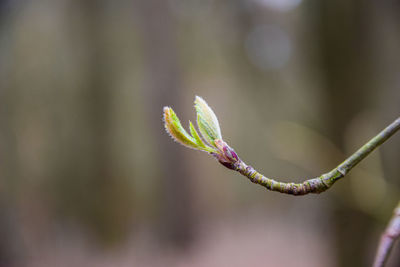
0,0,399,266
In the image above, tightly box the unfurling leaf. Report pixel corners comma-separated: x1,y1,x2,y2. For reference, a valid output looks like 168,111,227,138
194,96,222,147
163,106,216,153
189,121,208,150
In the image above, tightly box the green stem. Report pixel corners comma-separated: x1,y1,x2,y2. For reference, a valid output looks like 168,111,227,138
233,117,400,195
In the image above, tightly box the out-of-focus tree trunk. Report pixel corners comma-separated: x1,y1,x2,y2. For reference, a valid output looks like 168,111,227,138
371,1,400,265
135,0,195,248
49,0,133,244
0,82,21,267
75,0,116,243
313,1,376,266
0,3,24,265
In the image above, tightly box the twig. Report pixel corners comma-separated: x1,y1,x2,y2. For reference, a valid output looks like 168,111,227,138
164,98,400,267
163,97,400,195
231,117,400,195
373,201,400,267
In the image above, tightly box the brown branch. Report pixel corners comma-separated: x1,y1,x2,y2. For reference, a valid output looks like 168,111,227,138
373,201,400,267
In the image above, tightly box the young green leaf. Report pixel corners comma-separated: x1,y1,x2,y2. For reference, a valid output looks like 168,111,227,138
189,121,215,153
163,106,216,153
194,96,222,147
163,107,199,150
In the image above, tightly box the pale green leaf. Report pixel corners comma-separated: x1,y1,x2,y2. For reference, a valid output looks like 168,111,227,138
194,96,222,147
189,121,216,153
163,107,200,150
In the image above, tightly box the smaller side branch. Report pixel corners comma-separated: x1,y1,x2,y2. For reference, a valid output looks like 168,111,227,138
373,201,400,267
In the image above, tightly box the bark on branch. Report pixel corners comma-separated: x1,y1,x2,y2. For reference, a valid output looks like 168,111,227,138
373,201,400,267
232,117,400,195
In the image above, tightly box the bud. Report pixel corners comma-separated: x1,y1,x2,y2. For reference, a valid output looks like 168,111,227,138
163,97,242,170
213,139,240,170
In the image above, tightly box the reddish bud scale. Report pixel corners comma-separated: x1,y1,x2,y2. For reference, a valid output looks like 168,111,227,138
213,139,240,170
